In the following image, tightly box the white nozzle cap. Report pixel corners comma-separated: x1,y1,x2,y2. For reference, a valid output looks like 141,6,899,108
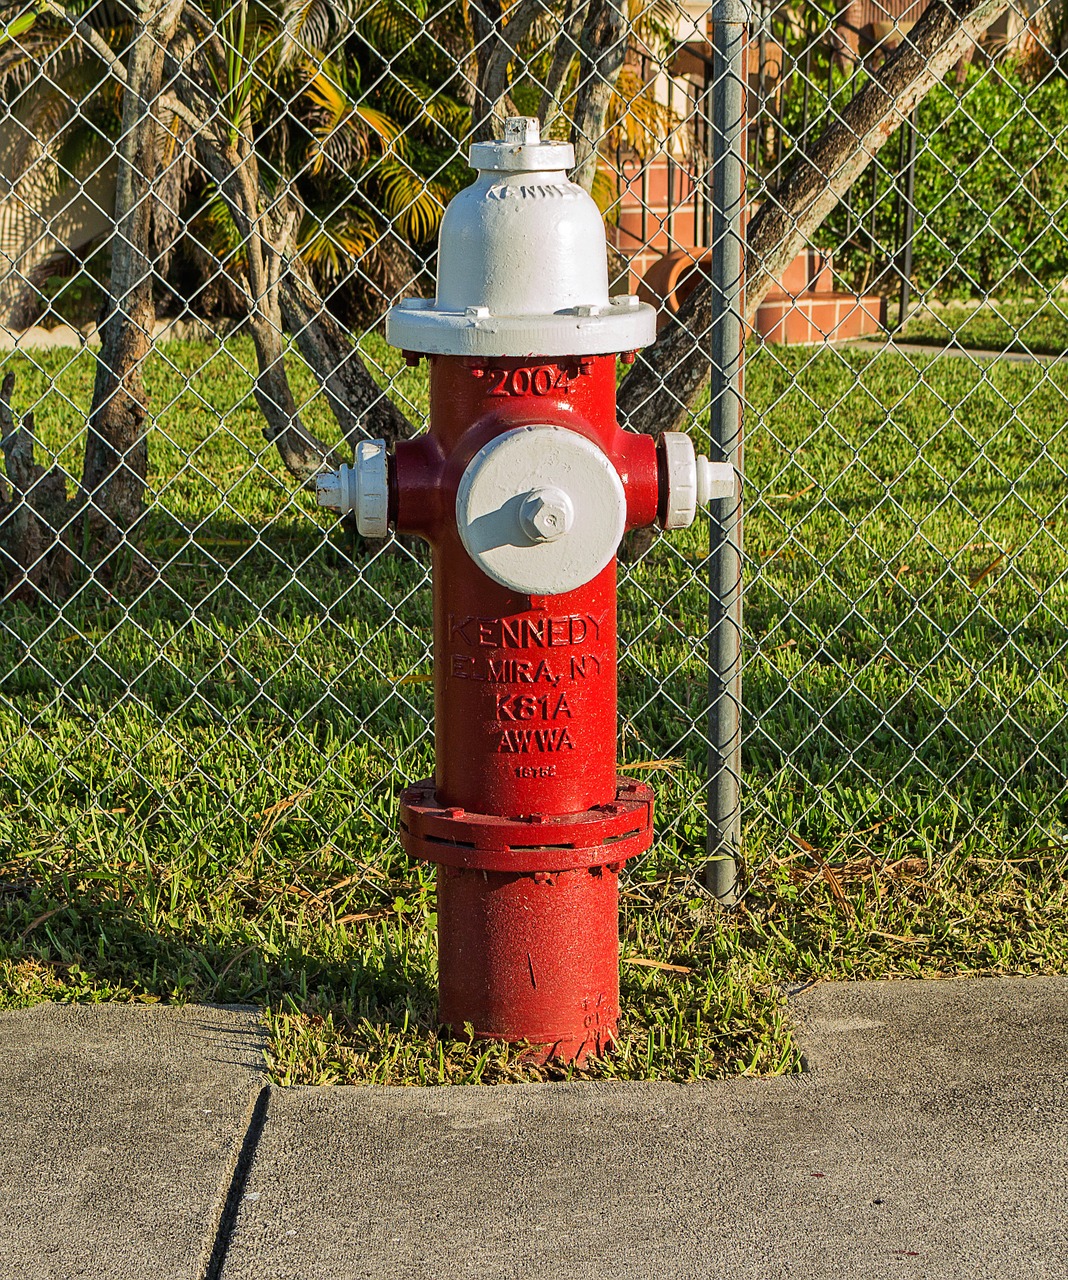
660,432,738,529
456,425,625,596
315,439,389,537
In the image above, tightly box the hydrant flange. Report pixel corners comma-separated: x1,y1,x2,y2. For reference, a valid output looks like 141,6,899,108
400,776,654,873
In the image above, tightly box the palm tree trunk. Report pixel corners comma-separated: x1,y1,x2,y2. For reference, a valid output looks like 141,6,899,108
279,270,415,452
80,0,187,552
571,0,628,193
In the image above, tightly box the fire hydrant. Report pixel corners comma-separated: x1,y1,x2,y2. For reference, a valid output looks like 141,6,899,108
318,117,734,1062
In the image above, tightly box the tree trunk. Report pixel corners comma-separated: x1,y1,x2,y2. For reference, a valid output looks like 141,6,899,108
618,0,1010,437
166,39,345,487
0,374,72,601
279,271,415,451
571,0,628,193
80,0,187,550
469,0,553,139
538,0,587,133
247,309,347,486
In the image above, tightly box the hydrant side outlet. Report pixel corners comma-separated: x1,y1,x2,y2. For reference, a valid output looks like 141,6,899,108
371,117,707,1063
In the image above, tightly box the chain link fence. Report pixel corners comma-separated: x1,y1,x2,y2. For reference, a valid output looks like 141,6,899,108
1,0,1067,938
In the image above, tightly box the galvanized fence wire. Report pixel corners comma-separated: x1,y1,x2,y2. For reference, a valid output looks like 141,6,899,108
1,0,1067,915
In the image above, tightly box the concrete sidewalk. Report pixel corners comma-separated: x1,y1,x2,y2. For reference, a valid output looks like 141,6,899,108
3,977,1066,1280
0,1003,266,1279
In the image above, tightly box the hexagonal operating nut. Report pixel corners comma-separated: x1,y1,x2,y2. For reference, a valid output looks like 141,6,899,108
519,486,574,543
696,456,737,504
504,116,540,144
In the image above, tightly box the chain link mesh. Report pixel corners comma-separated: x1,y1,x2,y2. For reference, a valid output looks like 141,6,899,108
1,0,1066,921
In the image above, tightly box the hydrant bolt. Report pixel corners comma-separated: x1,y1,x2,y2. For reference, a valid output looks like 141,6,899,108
519,487,574,542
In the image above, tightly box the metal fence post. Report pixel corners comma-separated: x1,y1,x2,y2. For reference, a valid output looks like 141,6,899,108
706,0,748,905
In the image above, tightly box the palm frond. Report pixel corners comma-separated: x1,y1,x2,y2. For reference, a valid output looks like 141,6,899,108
606,63,676,158
376,154,449,241
380,71,467,132
356,0,420,56
302,63,400,173
276,0,367,66
296,202,377,275
10,86,77,180
188,186,249,273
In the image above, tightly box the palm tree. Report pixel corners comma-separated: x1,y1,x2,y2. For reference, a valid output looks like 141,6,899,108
0,0,468,326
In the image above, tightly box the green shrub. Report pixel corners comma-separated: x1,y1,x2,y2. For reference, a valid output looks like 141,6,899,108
814,62,1068,300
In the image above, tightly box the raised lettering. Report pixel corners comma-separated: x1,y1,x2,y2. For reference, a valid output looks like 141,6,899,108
495,727,576,753
450,615,476,645
451,612,608,650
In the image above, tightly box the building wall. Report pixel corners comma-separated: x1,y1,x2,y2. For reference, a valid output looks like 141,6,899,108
0,121,116,328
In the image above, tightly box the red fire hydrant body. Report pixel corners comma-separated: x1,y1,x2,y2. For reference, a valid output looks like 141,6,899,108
394,354,658,1060
317,117,733,1061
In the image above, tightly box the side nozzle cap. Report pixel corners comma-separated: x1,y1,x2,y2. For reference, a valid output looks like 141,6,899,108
659,431,737,529
315,439,390,537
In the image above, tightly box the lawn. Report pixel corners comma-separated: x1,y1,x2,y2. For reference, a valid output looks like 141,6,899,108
1,335,1066,1084
896,297,1068,357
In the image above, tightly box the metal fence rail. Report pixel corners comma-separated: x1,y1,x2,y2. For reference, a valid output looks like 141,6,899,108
1,0,1066,924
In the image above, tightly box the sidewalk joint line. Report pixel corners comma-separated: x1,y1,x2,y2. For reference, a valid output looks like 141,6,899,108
202,1085,271,1280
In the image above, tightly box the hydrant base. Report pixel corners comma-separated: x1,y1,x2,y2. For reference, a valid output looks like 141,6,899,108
400,780,654,1062
436,863,625,1064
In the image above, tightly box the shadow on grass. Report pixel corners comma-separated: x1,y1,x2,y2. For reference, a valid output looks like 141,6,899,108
0,890,438,1035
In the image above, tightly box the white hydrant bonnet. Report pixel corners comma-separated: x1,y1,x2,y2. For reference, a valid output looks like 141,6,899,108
385,118,656,358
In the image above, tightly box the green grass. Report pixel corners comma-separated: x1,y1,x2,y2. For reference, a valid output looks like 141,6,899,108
897,297,1068,356
1,336,1066,1085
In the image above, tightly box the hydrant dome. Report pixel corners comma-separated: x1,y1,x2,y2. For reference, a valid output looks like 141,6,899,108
385,117,656,357
434,167,611,318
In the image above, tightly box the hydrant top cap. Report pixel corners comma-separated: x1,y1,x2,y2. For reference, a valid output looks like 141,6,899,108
384,116,656,358
468,116,576,173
